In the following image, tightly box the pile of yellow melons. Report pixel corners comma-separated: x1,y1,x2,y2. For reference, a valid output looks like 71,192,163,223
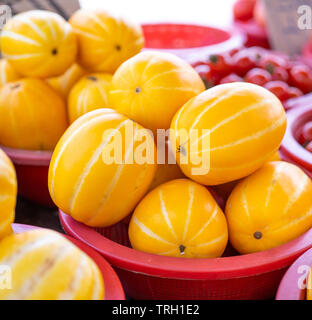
0,9,144,150
0,8,148,300
0,8,312,300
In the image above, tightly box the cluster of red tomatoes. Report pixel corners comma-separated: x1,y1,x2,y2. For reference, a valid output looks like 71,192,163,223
192,46,312,103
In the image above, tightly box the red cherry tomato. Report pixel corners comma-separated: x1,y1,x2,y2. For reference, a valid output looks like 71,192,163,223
220,73,244,84
194,64,219,88
289,65,312,93
233,0,257,21
259,54,289,73
302,121,312,142
271,66,289,82
208,54,232,76
306,141,312,153
264,81,290,101
232,49,257,76
288,87,303,99
245,68,272,86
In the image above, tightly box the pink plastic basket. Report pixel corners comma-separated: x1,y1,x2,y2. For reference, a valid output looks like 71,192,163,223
276,248,312,300
59,211,312,300
12,223,125,300
280,104,312,179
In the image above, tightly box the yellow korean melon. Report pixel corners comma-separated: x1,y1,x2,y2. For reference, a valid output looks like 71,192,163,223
0,10,77,78
129,179,228,258
170,82,287,185
0,79,68,150
0,149,17,240
48,108,157,227
0,229,104,300
68,73,112,124
47,63,85,99
0,59,21,87
69,9,144,73
109,51,205,132
226,161,312,254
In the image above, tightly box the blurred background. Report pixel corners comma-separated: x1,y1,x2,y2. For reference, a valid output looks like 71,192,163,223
80,0,237,27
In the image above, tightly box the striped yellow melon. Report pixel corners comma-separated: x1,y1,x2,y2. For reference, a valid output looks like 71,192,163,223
0,229,104,300
170,82,287,185
0,79,68,150
47,63,85,99
0,59,21,87
270,151,281,161
48,108,157,227
110,51,205,132
226,161,312,254
0,10,77,78
68,73,112,124
0,149,17,240
69,9,144,73
129,179,228,258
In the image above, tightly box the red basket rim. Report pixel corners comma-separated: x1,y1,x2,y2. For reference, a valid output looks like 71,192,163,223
0,145,52,166
141,23,245,63
12,223,125,300
276,248,312,300
280,105,312,172
59,210,312,281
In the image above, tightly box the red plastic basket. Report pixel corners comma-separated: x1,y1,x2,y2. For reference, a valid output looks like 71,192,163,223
11,223,125,300
0,146,53,207
276,248,312,300
142,23,245,64
280,105,312,179
59,211,312,300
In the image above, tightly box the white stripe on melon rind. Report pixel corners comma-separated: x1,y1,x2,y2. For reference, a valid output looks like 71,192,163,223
86,126,138,224
133,216,176,246
1,30,41,46
69,119,129,212
49,112,120,200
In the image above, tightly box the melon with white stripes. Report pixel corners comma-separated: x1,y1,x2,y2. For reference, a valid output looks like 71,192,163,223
110,51,205,132
47,63,85,99
0,149,17,240
48,108,157,227
170,82,287,185
226,161,312,255
129,179,228,258
0,229,104,300
69,9,144,73
0,59,21,87
68,73,112,124
0,79,68,150
0,10,77,78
